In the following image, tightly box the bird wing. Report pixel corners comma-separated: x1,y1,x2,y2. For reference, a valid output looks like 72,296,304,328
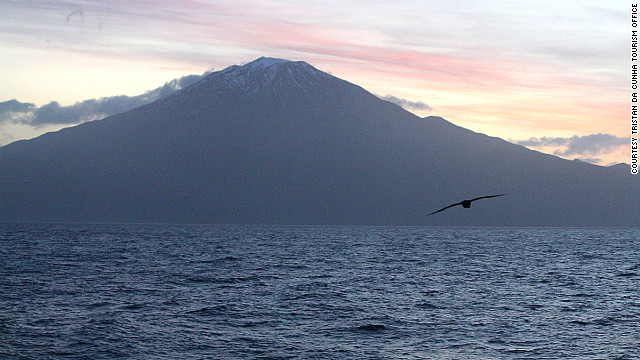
469,194,506,202
428,202,462,216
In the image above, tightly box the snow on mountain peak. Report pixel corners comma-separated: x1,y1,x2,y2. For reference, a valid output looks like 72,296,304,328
193,57,332,96
243,57,291,69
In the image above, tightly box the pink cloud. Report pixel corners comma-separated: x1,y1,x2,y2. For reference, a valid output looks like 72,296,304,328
1,0,627,163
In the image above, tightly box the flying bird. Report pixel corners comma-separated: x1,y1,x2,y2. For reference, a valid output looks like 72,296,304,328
428,194,506,216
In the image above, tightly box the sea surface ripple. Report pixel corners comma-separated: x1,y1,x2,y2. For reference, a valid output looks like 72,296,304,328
1,224,639,359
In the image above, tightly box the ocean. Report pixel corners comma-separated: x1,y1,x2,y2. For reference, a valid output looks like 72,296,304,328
0,223,638,359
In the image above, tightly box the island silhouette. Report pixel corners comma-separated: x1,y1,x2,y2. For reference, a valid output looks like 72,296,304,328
1,58,638,226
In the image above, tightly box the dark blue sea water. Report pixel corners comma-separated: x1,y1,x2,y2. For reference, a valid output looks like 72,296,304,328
1,224,639,360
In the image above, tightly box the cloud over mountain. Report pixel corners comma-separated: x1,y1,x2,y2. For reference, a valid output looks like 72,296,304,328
0,99,35,114
378,94,432,111
514,134,628,164
0,74,203,127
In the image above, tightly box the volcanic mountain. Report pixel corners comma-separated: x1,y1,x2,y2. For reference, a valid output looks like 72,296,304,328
0,57,637,226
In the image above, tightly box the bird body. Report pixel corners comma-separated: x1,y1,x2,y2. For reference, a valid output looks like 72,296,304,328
428,194,506,216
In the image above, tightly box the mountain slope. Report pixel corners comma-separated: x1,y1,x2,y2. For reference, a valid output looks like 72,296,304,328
1,57,638,226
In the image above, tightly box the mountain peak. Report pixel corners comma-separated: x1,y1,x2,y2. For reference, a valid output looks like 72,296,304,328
219,56,297,77
243,57,292,69
191,57,333,97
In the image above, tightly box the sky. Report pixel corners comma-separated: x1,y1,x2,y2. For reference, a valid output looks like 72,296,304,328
0,0,632,165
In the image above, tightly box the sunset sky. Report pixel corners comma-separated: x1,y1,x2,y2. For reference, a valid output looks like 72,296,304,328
0,0,631,165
